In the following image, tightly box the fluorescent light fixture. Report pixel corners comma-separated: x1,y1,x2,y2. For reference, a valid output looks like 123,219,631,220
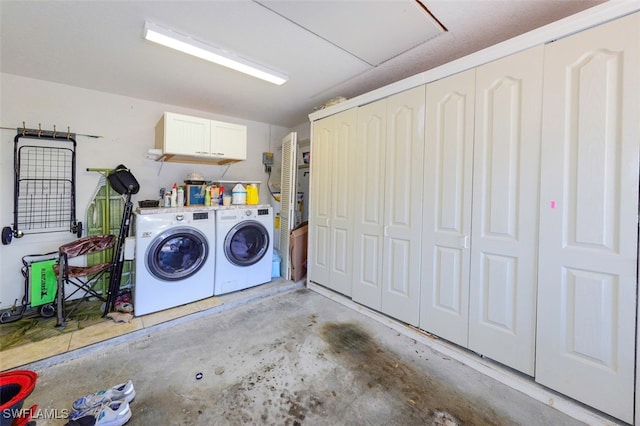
143,21,288,85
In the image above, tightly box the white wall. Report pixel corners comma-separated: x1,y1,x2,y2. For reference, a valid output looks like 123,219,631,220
0,73,290,309
290,121,310,142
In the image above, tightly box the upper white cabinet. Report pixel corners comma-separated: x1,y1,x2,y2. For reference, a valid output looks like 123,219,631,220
308,108,357,296
352,86,425,326
535,13,639,423
155,112,247,164
210,120,247,159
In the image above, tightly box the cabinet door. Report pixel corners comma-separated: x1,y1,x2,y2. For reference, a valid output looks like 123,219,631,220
352,100,387,310
381,86,425,326
467,46,543,375
211,120,247,160
535,13,639,424
164,112,211,156
420,69,475,346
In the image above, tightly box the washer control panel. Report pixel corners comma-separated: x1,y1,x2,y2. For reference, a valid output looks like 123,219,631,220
193,212,209,221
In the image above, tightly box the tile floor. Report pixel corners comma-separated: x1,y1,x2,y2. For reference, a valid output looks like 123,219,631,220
1,279,299,372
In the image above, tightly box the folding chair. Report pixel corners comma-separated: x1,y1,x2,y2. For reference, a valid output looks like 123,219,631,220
54,234,116,327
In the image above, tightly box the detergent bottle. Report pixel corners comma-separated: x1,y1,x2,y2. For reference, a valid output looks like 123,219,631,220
231,183,247,205
246,184,259,205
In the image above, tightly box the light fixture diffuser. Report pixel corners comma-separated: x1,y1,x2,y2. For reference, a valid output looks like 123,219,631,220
143,21,288,85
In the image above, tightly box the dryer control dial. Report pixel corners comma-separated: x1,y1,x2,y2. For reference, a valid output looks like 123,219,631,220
175,214,184,222
245,210,252,217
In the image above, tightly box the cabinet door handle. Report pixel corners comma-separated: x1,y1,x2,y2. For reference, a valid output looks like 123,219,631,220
460,235,470,249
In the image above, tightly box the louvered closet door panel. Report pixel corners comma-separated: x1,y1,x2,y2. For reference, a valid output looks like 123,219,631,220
420,69,475,347
279,132,297,281
309,116,334,286
329,108,357,296
352,100,387,310
381,86,425,326
467,45,543,376
535,13,639,424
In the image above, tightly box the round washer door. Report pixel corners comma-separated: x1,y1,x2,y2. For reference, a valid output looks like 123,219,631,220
224,221,269,267
146,228,209,281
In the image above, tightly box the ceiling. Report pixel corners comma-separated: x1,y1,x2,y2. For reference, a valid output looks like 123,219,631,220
0,0,605,129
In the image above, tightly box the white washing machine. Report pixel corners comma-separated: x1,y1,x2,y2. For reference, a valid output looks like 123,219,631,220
215,206,273,295
134,209,215,316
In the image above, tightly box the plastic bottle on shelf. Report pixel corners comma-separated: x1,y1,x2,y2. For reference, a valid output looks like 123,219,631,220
177,186,185,207
204,186,211,206
232,183,247,205
247,184,259,205
170,183,177,207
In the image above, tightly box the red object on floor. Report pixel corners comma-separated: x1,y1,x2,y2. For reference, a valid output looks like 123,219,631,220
0,370,38,426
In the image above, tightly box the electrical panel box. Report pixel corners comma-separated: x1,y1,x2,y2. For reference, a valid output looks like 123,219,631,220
262,152,274,166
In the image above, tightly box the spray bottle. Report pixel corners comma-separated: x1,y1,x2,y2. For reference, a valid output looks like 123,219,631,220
171,183,178,207
205,186,211,206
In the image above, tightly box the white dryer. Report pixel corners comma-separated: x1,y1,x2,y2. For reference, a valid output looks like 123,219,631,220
134,209,215,316
215,206,273,295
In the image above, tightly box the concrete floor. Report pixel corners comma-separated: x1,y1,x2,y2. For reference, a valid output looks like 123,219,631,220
20,287,598,425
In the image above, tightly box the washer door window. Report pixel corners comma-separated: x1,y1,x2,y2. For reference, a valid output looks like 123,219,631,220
224,221,269,267
147,228,209,281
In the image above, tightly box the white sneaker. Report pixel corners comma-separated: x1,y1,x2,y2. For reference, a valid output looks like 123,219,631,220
71,380,135,412
68,400,131,425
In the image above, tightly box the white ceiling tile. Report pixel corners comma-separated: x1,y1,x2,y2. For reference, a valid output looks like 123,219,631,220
260,0,445,66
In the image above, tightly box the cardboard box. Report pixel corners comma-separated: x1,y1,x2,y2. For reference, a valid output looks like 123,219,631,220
289,223,308,282
185,184,206,206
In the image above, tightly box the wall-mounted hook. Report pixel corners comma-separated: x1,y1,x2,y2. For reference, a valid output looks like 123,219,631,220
22,121,26,136
67,126,71,140
53,125,57,138
38,123,42,137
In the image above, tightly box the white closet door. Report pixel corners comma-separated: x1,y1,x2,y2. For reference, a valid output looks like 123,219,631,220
381,86,425,326
309,109,357,295
352,100,387,310
420,69,475,346
467,46,543,375
309,118,334,286
328,109,357,296
279,132,297,280
535,13,639,424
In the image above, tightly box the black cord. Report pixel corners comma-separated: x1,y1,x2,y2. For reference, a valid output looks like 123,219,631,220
266,167,278,201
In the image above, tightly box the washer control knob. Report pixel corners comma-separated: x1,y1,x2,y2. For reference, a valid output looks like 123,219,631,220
245,210,252,216
176,214,184,221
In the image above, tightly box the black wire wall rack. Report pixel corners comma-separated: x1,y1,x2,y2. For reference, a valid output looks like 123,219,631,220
2,125,83,245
